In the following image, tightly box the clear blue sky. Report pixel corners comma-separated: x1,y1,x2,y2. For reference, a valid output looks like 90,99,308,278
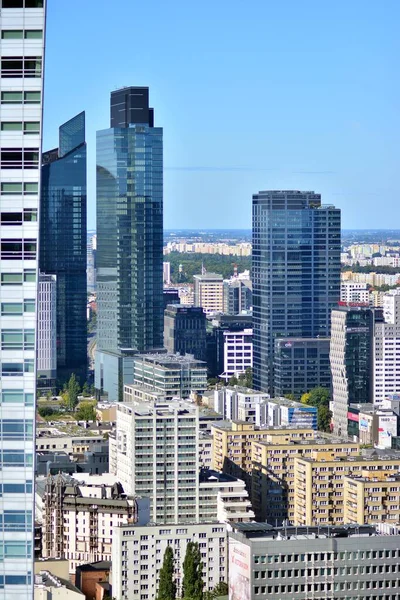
43,0,400,231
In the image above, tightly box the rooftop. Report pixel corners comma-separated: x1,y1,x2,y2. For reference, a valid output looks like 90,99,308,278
133,352,207,368
230,523,380,542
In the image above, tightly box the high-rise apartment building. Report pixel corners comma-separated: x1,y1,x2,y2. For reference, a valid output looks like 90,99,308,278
252,190,341,393
111,400,200,523
330,306,376,436
374,290,400,403
0,1,46,596
40,112,87,384
95,87,163,401
193,273,224,314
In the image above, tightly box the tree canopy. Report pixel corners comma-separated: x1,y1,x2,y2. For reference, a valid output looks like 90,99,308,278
157,546,176,600
301,387,332,432
182,542,204,600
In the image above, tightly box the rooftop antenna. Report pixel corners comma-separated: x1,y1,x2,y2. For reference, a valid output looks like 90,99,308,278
201,261,206,275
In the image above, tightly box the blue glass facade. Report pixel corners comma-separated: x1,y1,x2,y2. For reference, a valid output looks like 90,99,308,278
95,88,163,401
252,190,341,393
40,112,87,384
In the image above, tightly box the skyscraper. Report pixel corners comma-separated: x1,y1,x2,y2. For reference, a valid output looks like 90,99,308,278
40,112,87,384
252,190,341,393
0,1,46,596
95,87,163,401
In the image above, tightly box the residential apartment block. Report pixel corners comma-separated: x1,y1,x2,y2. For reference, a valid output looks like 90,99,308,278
112,522,227,600
374,290,400,404
193,273,224,314
344,471,400,525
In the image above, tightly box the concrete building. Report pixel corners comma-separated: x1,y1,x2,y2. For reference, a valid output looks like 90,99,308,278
112,522,227,600
220,328,252,381
111,400,200,523
251,434,360,524
273,337,331,399
229,522,400,600
331,306,376,436
347,403,399,447
38,475,142,575
86,232,97,293
214,386,270,423
374,290,400,404
340,281,370,304
193,273,224,314
223,273,252,315
344,471,400,525
34,571,84,600
164,304,207,361
163,288,180,309
131,352,207,399
75,561,111,600
207,313,253,378
293,450,400,526
252,190,341,393
95,87,164,402
0,3,46,595
163,261,171,285
266,397,318,430
37,273,57,391
199,469,255,524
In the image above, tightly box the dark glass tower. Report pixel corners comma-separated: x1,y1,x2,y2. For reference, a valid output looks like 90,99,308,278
252,190,341,393
95,87,163,401
40,112,87,384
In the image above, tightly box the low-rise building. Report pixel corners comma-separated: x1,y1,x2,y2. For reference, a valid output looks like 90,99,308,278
112,522,228,600
199,469,254,525
266,396,318,430
132,352,207,398
75,561,111,600
229,522,400,600
34,571,84,600
344,471,400,525
214,386,270,422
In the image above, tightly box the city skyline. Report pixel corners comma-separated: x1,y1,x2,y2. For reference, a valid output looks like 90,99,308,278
43,0,400,231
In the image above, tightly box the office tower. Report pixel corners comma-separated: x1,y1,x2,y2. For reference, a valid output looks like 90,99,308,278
374,290,400,404
130,353,208,399
207,313,253,377
113,400,200,523
330,306,375,436
193,273,224,313
223,273,252,315
221,328,252,381
229,523,400,600
40,112,87,384
273,337,331,399
37,273,57,391
252,190,341,393
96,87,163,402
164,304,207,360
0,1,45,597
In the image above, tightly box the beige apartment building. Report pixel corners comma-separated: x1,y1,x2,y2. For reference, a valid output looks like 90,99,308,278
211,421,314,490
344,471,400,525
193,273,224,313
293,451,400,526
252,435,360,523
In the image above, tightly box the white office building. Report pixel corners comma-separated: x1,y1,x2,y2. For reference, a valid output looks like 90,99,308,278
340,281,370,304
0,2,45,597
220,328,253,381
111,400,200,523
163,261,171,284
374,291,400,404
112,522,227,600
214,386,269,422
37,272,56,386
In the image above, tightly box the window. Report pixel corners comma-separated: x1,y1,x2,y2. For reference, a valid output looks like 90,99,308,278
1,91,23,104
1,273,23,285
24,30,42,39
1,30,23,39
24,299,35,312
24,91,41,103
1,122,22,131
0,390,24,404
2,0,44,6
1,303,23,315
1,210,37,225
1,121,40,134
0,148,39,169
1,56,42,78
4,541,30,558
24,121,40,134
24,269,36,282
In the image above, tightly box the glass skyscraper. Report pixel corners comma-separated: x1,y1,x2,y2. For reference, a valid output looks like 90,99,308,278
252,190,341,393
0,1,45,596
95,87,163,401
40,112,87,384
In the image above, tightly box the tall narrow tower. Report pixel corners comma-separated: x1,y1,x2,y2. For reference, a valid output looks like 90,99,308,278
0,0,46,597
252,190,341,393
95,87,163,401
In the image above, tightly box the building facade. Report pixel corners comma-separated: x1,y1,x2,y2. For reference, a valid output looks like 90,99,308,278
331,306,375,436
273,337,331,399
193,273,224,314
112,522,227,600
40,112,87,384
220,328,252,381
164,304,207,361
252,190,341,393
131,352,207,398
374,291,400,404
36,272,56,390
229,523,400,600
112,400,200,523
0,2,46,597
223,274,252,315
95,87,163,401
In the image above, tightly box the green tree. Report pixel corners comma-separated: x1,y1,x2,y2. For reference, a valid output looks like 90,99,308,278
157,546,176,600
76,402,96,421
182,542,204,600
38,406,56,418
284,393,296,401
302,387,331,432
66,373,80,411
212,581,228,596
228,375,239,387
238,367,253,389
82,381,90,397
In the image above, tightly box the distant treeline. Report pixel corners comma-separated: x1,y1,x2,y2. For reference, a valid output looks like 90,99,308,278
341,264,400,274
164,252,251,283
